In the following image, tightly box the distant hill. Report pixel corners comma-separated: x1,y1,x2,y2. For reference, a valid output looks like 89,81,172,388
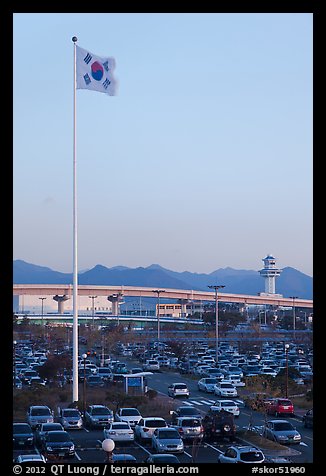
13,260,313,299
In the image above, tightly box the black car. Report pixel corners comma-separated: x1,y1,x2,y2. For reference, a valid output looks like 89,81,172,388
302,408,313,428
202,408,236,442
41,430,75,459
13,423,34,448
169,406,202,424
34,422,64,447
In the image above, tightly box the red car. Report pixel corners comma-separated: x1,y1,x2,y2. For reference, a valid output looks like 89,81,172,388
264,398,294,416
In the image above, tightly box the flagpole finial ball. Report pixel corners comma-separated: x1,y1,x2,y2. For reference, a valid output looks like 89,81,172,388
72,36,78,43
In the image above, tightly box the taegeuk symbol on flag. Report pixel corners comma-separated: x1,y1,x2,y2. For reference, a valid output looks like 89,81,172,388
76,45,117,95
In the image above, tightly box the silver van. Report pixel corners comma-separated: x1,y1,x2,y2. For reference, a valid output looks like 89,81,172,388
26,405,54,429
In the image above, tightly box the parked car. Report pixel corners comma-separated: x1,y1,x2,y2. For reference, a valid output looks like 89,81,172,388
14,454,47,463
103,422,135,443
262,420,301,444
302,408,313,428
170,406,202,424
167,382,190,398
197,377,218,393
210,399,240,417
143,360,160,372
151,427,184,454
28,376,47,386
143,454,180,463
218,445,265,463
204,368,225,380
134,417,168,443
223,374,246,387
26,405,54,429
213,380,238,397
202,409,236,442
170,417,204,441
97,367,113,381
57,408,83,430
131,367,143,374
264,398,294,417
13,423,34,448
34,422,64,448
115,408,142,427
86,375,105,387
13,376,23,389
111,454,137,464
41,430,75,459
84,405,114,429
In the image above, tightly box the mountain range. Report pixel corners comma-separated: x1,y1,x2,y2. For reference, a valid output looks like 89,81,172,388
13,260,313,299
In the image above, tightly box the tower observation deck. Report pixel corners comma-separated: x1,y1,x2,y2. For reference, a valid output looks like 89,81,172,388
259,254,282,295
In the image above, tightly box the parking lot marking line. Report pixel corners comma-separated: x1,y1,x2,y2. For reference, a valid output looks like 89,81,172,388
200,400,212,405
204,442,223,454
183,450,193,458
206,399,216,403
189,401,203,405
182,401,194,406
75,451,82,461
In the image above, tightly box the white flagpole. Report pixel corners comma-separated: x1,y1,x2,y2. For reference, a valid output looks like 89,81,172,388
72,36,79,403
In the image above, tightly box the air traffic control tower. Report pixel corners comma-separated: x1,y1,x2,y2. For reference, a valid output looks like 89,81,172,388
259,254,283,297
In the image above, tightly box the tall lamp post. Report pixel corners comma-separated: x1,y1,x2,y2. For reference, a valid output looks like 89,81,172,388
89,295,97,328
82,353,87,415
39,297,46,338
152,290,165,353
208,285,225,365
285,343,290,398
13,340,17,387
289,296,298,340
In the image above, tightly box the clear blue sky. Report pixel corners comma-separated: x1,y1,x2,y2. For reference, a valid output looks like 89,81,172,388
13,13,313,276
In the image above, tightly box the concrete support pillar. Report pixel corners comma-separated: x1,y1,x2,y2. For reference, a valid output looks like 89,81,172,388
53,295,69,314
178,299,190,317
108,294,123,316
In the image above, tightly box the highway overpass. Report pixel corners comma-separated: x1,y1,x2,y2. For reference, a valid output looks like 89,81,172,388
13,284,313,309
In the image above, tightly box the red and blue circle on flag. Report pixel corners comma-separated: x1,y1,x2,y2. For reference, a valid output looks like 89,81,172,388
91,61,104,81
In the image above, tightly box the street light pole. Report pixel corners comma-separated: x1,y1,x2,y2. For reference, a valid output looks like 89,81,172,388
289,296,298,340
285,344,290,398
39,297,46,339
89,296,97,328
13,340,17,387
208,285,225,366
152,290,165,352
82,353,87,415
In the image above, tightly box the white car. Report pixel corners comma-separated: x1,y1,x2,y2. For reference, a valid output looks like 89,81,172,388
167,382,190,398
103,422,134,442
14,454,47,463
143,360,160,372
260,367,278,377
197,377,217,393
213,380,238,397
134,417,168,442
218,445,265,463
115,408,142,427
223,374,246,387
210,399,240,417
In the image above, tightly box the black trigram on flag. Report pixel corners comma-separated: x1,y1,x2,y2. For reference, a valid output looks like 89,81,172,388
103,61,109,72
83,74,91,86
102,78,111,89
83,53,92,65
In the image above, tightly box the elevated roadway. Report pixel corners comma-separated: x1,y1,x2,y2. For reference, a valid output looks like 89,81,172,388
13,284,313,308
